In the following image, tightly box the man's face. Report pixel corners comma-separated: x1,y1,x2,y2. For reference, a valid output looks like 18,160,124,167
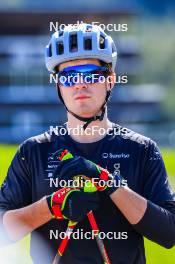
57,59,113,118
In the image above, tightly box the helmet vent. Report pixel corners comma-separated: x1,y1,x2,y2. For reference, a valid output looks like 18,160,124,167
70,34,78,52
85,24,92,32
99,35,105,49
57,42,64,55
48,44,52,57
59,30,64,37
84,38,92,50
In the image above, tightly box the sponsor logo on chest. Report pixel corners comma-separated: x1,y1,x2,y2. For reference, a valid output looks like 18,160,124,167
102,152,130,159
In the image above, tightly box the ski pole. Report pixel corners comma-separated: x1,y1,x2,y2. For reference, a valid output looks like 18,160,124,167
87,211,111,264
52,220,77,264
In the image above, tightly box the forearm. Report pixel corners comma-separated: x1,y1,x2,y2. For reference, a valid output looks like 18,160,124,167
110,186,147,225
110,186,175,248
3,197,52,241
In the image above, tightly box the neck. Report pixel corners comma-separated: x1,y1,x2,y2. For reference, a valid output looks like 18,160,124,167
66,111,113,143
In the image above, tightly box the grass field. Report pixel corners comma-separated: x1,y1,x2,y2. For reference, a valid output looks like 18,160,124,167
0,144,175,263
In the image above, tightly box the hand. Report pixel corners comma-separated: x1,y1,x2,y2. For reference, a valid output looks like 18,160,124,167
53,149,123,195
46,187,99,222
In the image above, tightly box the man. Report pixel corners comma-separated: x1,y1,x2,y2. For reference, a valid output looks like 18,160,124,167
0,23,175,264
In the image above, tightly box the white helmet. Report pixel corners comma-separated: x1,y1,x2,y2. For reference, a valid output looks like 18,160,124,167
45,23,117,73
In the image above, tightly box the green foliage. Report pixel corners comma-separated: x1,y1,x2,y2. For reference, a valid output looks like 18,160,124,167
130,17,175,119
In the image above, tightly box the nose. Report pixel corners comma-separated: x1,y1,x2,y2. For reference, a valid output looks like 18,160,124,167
74,83,88,90
73,76,88,90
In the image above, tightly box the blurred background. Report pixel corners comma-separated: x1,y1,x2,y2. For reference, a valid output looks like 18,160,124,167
0,0,175,146
0,0,175,263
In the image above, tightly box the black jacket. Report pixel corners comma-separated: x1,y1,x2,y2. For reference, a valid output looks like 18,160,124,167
0,124,175,264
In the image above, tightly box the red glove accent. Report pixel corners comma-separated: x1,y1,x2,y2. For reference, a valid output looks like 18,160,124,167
47,187,79,219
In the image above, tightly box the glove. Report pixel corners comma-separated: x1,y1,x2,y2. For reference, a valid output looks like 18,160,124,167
53,149,124,196
46,187,99,222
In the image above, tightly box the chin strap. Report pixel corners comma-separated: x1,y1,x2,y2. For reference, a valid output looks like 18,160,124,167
69,106,106,130
56,84,111,130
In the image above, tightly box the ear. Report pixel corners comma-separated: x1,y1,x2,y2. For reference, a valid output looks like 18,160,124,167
107,71,116,91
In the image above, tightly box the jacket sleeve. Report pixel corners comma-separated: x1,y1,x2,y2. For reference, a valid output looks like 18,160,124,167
133,140,175,248
0,142,32,246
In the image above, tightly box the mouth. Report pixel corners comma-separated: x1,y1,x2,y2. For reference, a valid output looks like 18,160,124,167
75,95,91,100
